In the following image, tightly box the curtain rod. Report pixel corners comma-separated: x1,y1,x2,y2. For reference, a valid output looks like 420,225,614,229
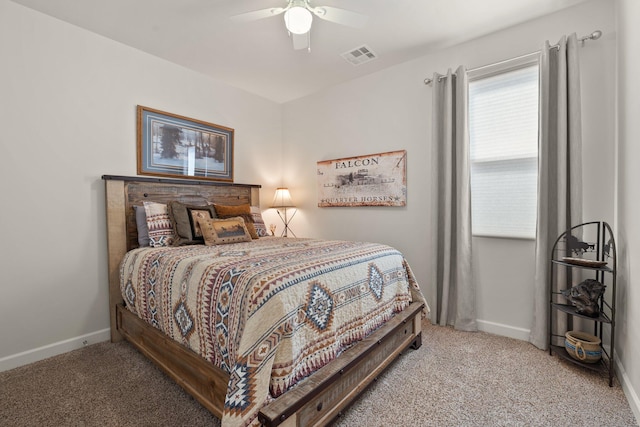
423,30,602,86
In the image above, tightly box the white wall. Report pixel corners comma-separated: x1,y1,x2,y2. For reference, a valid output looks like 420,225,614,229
0,0,283,369
615,0,640,421
283,0,616,338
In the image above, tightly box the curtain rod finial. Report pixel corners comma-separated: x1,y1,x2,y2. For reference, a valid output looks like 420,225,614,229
580,29,602,43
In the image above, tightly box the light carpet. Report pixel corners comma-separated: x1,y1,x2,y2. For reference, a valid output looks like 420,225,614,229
1,322,636,426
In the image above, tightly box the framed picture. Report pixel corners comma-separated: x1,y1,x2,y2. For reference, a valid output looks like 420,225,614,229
317,150,407,207
137,106,234,182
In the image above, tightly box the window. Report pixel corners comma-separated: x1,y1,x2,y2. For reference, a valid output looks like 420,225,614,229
468,57,539,239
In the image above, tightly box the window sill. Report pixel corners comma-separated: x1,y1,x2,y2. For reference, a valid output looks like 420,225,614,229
472,233,535,241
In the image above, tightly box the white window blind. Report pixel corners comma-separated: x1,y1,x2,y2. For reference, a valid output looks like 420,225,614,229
469,63,539,239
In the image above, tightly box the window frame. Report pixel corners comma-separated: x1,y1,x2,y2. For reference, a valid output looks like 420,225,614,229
468,53,541,240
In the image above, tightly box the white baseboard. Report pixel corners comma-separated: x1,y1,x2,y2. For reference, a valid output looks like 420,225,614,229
616,355,640,424
476,319,531,341
0,328,111,373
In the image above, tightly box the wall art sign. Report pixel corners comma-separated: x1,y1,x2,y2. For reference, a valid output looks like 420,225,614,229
137,106,234,182
317,150,407,207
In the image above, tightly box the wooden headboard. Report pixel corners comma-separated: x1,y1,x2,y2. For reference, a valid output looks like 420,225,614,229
102,174,261,341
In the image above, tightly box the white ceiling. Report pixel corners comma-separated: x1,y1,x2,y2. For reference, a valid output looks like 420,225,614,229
11,0,589,103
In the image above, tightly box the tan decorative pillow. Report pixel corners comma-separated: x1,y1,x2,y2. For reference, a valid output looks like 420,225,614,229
213,203,259,239
197,216,253,245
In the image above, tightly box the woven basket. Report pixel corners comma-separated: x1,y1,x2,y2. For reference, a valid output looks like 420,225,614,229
565,331,602,363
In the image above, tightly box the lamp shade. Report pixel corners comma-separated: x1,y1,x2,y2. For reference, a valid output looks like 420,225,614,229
272,188,295,208
284,5,312,34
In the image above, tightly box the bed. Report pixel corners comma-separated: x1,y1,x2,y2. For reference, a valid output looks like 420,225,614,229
103,174,427,426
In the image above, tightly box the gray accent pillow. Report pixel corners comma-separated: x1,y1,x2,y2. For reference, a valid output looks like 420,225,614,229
134,205,150,247
168,201,217,246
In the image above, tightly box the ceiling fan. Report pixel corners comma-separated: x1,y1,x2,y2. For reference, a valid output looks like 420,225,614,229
230,0,368,51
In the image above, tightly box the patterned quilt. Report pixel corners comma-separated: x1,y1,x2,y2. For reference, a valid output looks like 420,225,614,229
120,237,427,426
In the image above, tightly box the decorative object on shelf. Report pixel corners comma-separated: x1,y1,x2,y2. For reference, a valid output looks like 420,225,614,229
561,257,608,268
272,188,296,237
565,331,602,363
566,234,595,255
604,238,614,258
561,279,606,317
317,150,407,207
269,223,277,236
137,106,234,182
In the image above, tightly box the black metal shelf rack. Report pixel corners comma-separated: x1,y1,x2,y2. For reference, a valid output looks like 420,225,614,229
548,221,617,387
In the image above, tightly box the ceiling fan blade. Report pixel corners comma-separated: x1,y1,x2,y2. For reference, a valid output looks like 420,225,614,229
230,7,286,23
292,32,309,51
310,6,368,29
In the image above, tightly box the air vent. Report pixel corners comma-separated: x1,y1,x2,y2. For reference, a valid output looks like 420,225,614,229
341,45,377,66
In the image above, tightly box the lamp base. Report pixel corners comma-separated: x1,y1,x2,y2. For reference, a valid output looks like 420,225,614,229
276,208,297,238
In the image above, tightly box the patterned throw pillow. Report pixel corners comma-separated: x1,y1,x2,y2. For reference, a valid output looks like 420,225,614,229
250,206,269,237
213,203,259,239
143,201,174,247
197,216,253,245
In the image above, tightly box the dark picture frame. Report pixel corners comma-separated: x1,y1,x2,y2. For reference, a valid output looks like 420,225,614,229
137,106,234,182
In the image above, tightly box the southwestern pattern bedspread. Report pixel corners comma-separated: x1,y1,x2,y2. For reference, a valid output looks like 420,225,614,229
120,237,427,426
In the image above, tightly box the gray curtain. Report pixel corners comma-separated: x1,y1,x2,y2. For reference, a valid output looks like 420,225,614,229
530,34,583,349
430,66,476,331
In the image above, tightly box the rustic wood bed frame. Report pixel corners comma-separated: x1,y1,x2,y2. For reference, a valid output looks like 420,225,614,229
103,174,423,426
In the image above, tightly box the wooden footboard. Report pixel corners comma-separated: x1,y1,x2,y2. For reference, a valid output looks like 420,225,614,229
117,301,422,426
259,301,424,427
117,304,228,417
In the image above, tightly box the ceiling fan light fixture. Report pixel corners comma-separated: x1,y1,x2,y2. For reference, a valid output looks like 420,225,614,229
284,5,312,34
